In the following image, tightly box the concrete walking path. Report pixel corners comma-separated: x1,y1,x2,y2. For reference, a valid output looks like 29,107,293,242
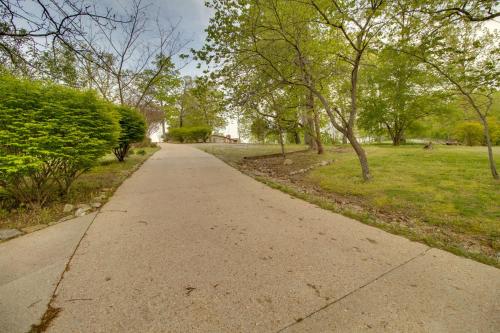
2,143,499,332
0,213,97,332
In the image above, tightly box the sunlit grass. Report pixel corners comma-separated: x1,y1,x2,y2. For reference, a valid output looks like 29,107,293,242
309,145,500,239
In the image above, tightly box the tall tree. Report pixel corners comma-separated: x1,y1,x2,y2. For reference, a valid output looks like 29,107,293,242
134,54,181,134
200,0,385,180
303,0,386,180
358,47,448,145
190,77,227,129
38,43,80,87
166,76,226,130
198,0,498,180
403,4,500,179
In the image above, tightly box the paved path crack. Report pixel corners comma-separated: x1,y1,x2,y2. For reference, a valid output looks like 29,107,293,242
29,212,101,333
275,247,432,333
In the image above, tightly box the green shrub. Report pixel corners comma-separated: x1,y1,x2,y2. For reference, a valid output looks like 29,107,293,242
454,121,484,146
165,127,185,143
113,106,147,162
0,75,119,206
453,118,500,146
167,126,211,143
487,117,500,145
137,149,146,155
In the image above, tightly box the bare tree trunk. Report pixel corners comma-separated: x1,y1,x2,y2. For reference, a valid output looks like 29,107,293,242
118,76,124,105
392,130,404,146
480,116,499,179
294,130,301,144
236,112,241,142
349,52,371,181
298,52,317,150
346,129,371,181
313,107,324,154
305,91,320,151
303,115,315,149
307,90,324,154
278,126,286,158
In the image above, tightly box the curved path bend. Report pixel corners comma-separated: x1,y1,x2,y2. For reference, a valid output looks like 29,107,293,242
21,144,500,332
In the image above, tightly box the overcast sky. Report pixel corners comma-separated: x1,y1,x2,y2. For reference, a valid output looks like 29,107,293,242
100,0,213,77
146,0,213,77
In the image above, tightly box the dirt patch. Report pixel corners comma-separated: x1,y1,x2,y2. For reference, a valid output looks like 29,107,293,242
242,149,310,160
241,151,328,179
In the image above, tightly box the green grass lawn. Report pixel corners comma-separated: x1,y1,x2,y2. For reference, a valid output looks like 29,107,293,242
308,145,499,241
0,146,159,230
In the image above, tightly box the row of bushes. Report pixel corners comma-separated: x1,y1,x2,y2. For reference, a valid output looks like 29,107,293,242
0,75,146,207
166,126,212,143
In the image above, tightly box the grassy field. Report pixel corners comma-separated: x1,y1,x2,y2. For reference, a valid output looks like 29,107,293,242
309,145,499,242
0,147,159,230
196,143,500,266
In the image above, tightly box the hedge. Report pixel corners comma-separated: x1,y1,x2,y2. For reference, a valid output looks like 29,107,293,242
166,126,211,143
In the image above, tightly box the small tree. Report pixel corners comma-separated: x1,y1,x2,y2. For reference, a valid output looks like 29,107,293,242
113,106,147,162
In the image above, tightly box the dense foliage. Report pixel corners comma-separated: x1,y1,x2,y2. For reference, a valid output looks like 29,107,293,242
166,126,212,143
358,47,450,145
0,75,119,206
198,0,500,179
113,106,147,162
454,118,500,146
165,76,226,131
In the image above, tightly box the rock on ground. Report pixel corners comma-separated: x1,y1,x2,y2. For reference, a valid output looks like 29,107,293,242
62,204,74,213
0,229,23,241
74,208,88,217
